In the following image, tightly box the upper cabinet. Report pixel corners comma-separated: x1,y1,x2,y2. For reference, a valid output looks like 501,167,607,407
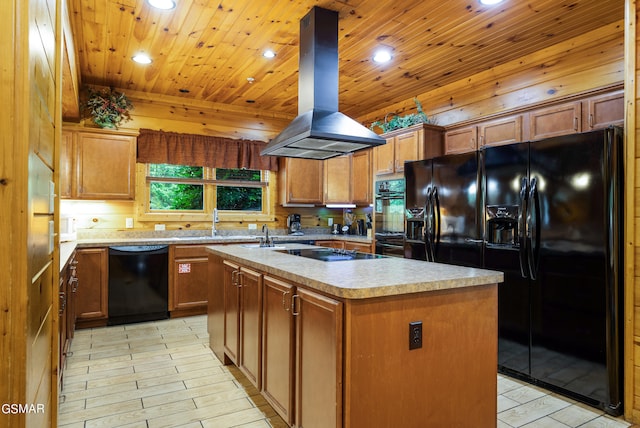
61,129,137,200
528,101,581,140
351,149,373,205
444,89,625,154
279,151,373,206
323,155,352,204
444,126,478,154
583,90,624,130
279,158,324,206
374,124,445,176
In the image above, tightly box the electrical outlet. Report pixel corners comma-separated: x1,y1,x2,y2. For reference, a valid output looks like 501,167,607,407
125,218,134,228
409,321,422,350
154,224,165,231
248,223,257,230
328,218,333,226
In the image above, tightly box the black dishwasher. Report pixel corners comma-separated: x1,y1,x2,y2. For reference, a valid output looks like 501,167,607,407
108,245,169,325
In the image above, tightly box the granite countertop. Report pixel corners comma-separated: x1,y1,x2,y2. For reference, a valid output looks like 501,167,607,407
73,233,372,247
206,243,503,299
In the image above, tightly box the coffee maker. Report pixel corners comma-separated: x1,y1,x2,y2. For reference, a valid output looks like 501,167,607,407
287,213,303,235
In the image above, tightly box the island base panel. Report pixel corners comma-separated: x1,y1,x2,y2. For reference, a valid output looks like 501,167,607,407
343,284,498,428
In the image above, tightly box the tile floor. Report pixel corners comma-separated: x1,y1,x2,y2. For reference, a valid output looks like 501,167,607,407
58,315,633,428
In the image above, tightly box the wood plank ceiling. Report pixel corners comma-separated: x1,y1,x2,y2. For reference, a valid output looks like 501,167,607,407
65,0,624,122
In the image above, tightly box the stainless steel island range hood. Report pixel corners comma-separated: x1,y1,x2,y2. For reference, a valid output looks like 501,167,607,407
261,7,385,160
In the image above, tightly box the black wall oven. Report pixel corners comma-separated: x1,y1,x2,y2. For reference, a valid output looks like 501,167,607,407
374,179,405,257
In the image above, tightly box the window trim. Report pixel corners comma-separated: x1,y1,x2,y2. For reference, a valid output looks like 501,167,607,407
135,163,274,223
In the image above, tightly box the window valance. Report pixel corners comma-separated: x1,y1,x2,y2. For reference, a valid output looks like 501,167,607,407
136,128,279,171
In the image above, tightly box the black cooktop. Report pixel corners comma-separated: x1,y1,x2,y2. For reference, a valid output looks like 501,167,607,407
277,248,386,262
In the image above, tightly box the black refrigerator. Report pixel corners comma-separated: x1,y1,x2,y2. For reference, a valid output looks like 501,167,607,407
404,152,483,267
483,127,623,415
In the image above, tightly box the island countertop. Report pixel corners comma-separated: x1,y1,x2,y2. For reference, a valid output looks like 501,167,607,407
206,243,503,299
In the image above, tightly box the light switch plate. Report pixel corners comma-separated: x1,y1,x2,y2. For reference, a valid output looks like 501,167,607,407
154,224,165,231
125,218,134,228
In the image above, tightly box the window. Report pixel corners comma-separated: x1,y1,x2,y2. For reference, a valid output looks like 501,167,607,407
144,163,269,217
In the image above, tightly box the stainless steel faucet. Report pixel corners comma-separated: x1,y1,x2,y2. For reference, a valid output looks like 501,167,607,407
261,224,271,247
212,208,219,237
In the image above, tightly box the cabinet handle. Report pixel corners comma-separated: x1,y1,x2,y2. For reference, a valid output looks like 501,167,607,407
574,117,578,131
282,290,290,311
70,277,79,292
236,271,244,287
59,292,66,315
291,294,300,316
589,114,594,128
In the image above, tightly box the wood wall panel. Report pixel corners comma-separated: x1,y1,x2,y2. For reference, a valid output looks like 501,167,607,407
360,21,624,129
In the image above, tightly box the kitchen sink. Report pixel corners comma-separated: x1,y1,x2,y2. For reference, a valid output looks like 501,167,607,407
241,244,286,249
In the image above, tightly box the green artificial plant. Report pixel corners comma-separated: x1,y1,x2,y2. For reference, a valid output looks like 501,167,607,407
370,97,435,133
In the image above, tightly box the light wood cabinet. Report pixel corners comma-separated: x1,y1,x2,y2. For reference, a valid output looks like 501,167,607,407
223,260,241,364
222,260,263,389
375,124,445,175
262,276,296,425
583,90,624,130
279,158,324,205
170,245,208,317
529,101,581,140
479,114,524,148
323,155,352,204
61,129,136,200
444,125,478,154
344,241,373,254
351,149,372,205
295,287,343,428
315,240,345,249
75,248,108,328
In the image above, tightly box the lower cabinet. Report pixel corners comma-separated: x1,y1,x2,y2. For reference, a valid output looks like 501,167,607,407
222,260,262,388
316,240,374,253
75,248,108,328
295,287,343,428
211,257,343,428
170,245,209,317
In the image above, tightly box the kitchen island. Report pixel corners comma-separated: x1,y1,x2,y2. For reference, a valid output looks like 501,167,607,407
206,243,503,428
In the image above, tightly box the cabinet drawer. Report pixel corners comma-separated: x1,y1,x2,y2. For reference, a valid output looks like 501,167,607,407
173,245,209,258
344,241,372,253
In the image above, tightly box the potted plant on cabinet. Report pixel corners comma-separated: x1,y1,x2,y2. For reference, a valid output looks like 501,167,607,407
86,87,133,129
370,97,435,134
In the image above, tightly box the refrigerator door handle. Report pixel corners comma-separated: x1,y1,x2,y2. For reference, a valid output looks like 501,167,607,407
425,186,434,261
518,177,529,278
527,177,541,280
433,186,441,260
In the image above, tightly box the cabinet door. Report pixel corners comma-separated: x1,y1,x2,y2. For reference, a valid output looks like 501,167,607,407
344,241,373,254
280,158,323,205
479,115,523,148
223,260,241,365
373,137,395,175
529,102,581,140
584,91,624,130
76,132,136,199
315,240,345,249
60,131,73,198
324,155,352,204
239,266,262,389
262,276,296,426
172,257,208,312
75,248,108,326
445,126,477,154
295,287,343,428
393,130,420,172
351,150,372,205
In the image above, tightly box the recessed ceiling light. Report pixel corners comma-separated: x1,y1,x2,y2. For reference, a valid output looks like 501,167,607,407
373,49,392,64
132,53,153,64
479,0,504,5
263,50,276,59
147,0,176,10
